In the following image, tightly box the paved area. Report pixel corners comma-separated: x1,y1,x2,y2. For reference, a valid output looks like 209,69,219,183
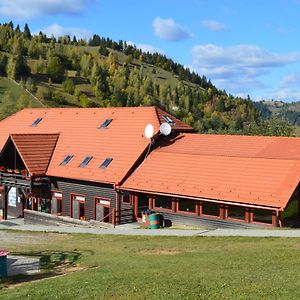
1,218,300,237
7,255,40,276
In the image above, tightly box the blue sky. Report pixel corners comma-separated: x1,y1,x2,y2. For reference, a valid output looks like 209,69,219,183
0,0,300,102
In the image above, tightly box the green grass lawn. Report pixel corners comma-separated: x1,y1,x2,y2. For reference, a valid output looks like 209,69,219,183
1,231,300,299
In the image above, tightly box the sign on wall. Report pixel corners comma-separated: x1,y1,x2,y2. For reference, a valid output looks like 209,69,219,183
99,199,110,206
74,195,85,202
8,187,17,207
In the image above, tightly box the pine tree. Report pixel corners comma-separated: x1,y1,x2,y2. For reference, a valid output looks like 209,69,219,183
23,24,31,39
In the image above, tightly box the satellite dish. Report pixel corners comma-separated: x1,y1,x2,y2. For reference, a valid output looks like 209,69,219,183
144,124,154,139
160,122,172,136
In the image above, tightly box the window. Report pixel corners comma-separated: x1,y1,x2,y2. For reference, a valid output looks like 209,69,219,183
178,199,196,213
99,157,113,169
31,117,43,127
253,209,273,224
162,115,175,124
228,205,245,221
99,118,112,128
60,155,73,166
79,156,93,168
155,195,172,210
202,202,220,217
122,191,130,204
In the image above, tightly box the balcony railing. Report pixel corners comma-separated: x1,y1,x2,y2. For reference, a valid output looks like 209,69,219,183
0,171,32,188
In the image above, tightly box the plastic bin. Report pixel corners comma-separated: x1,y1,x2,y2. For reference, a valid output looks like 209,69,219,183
0,250,9,278
149,214,160,229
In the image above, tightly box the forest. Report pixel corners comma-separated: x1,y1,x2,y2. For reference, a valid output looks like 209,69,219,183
0,22,294,136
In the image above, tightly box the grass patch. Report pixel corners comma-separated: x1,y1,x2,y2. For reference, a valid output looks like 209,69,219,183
0,230,300,299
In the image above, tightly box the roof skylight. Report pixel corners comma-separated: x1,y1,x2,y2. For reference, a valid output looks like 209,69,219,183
162,115,175,124
31,117,43,127
99,118,112,128
99,157,113,169
60,155,74,166
79,156,93,168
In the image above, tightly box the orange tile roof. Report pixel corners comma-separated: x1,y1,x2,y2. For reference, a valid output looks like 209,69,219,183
155,107,194,132
0,107,192,184
10,134,59,176
122,133,300,210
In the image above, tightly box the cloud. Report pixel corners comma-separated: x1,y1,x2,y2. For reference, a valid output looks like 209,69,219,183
0,0,91,20
39,23,92,39
201,20,228,31
127,41,164,54
280,73,300,88
152,16,192,41
191,44,300,94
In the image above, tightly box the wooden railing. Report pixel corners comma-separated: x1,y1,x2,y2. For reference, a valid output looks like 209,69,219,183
0,171,31,188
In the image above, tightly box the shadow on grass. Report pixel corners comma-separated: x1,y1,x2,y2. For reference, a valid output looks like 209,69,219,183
0,250,84,287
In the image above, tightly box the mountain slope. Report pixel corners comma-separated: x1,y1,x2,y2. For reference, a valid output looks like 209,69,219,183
0,22,294,136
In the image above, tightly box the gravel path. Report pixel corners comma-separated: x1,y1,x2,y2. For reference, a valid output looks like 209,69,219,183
1,219,300,237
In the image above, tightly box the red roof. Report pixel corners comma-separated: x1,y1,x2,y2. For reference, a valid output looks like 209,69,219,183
10,134,59,177
0,107,192,184
121,133,300,210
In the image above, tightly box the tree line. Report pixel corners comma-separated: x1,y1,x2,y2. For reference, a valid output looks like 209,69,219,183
0,21,293,136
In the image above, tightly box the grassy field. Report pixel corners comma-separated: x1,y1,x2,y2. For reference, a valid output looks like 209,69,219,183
1,231,300,299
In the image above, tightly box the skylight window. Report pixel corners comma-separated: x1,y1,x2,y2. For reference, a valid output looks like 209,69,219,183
99,118,112,128
31,117,43,127
99,158,113,169
79,156,93,168
162,115,175,124
60,155,74,166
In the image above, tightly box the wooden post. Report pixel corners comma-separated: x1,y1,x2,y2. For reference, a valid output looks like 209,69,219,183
149,196,153,209
219,206,224,219
223,206,228,220
199,201,202,216
3,186,7,220
195,201,200,216
133,193,138,221
172,198,177,213
112,208,116,228
272,210,279,227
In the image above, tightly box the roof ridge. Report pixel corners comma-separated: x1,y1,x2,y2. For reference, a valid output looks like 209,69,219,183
156,150,300,161
181,132,300,140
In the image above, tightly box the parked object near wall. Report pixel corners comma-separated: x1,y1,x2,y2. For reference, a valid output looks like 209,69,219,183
0,250,9,278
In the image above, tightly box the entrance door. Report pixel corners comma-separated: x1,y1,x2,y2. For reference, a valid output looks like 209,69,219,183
71,195,86,220
95,198,110,222
51,191,62,215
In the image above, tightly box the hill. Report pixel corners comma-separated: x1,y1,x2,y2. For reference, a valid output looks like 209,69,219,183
0,21,294,136
254,100,300,125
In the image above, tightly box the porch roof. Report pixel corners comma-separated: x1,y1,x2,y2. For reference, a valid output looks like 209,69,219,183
10,133,59,177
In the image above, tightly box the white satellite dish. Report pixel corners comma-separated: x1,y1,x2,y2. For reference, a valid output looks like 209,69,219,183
144,124,154,139
160,122,172,136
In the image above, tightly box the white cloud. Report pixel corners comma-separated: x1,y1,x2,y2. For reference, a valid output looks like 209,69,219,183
39,23,92,39
127,41,164,54
279,73,300,88
152,16,192,41
201,20,228,31
0,0,91,20
191,44,300,94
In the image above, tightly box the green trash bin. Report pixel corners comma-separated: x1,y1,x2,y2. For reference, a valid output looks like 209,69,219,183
0,250,9,279
149,214,160,229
